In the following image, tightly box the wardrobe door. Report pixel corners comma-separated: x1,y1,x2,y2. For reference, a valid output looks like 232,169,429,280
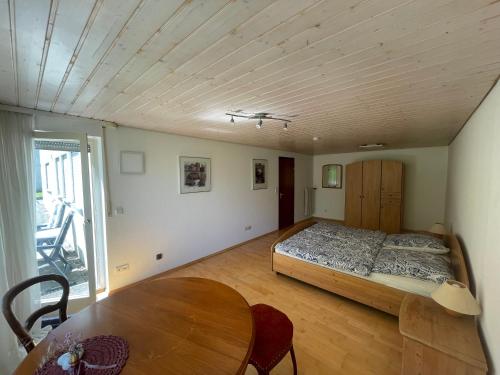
361,160,381,230
380,161,404,233
381,160,403,193
380,201,401,234
345,162,363,227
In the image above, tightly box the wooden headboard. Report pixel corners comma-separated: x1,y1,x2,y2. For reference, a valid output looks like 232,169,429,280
447,234,470,288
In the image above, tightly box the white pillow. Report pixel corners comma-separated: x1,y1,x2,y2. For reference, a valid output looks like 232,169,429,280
382,233,449,254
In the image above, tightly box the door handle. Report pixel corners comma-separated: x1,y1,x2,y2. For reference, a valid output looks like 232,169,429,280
279,193,284,199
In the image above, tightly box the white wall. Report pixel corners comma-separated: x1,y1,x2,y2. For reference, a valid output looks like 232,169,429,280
105,126,313,290
446,81,500,373
34,110,105,137
32,111,313,291
313,147,448,230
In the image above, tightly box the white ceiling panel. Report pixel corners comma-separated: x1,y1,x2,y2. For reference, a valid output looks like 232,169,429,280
0,0,17,105
1,0,500,154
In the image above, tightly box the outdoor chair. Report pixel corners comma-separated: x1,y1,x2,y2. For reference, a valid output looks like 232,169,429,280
36,201,66,231
36,212,74,277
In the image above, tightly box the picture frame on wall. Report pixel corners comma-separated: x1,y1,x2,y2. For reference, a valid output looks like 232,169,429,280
120,151,145,174
179,156,211,194
322,164,342,188
252,159,268,190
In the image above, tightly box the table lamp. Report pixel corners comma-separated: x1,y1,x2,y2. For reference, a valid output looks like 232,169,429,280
431,280,481,317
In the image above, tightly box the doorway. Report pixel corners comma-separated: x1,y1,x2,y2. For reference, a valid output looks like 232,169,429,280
33,132,106,313
279,157,295,229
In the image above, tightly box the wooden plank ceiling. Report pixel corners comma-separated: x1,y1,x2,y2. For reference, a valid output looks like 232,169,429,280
1,0,500,154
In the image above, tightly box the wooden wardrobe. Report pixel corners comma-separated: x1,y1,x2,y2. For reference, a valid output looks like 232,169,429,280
345,160,404,233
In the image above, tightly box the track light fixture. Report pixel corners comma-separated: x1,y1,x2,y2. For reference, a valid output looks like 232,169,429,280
359,143,385,149
225,111,296,130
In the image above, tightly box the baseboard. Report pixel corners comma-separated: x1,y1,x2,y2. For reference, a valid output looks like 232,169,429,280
109,228,280,296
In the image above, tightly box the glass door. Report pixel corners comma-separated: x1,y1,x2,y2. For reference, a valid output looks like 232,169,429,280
33,132,97,313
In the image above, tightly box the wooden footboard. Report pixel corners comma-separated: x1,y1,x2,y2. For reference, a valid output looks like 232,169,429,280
273,252,405,316
271,221,470,317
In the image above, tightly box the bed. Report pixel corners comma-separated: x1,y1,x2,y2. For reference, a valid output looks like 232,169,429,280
271,220,469,317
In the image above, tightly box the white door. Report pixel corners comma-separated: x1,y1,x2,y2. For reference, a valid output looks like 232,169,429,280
33,131,97,313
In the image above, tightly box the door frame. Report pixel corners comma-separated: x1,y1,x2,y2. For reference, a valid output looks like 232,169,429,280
33,131,97,313
278,156,295,229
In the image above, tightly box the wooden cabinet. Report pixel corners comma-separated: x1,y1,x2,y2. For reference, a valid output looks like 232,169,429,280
345,162,363,227
361,160,381,230
399,295,487,375
345,160,404,233
380,160,404,233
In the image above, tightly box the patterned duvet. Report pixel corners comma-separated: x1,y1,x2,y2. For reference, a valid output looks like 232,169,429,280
275,222,453,283
372,248,452,283
275,223,385,276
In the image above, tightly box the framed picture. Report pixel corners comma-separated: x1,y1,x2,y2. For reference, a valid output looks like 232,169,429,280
179,156,211,194
252,159,268,190
120,151,145,174
322,164,342,188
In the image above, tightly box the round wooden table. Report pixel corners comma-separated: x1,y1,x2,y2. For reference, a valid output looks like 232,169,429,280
13,277,255,375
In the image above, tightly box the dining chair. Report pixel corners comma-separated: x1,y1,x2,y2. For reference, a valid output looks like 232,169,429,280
249,303,297,375
2,274,70,353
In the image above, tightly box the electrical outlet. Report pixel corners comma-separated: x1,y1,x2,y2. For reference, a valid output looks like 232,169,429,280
244,225,252,231
156,253,163,260
115,263,129,272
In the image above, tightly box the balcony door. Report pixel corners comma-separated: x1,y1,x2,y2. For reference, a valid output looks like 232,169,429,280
33,132,97,313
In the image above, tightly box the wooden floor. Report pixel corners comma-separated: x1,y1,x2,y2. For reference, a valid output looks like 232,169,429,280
158,231,403,375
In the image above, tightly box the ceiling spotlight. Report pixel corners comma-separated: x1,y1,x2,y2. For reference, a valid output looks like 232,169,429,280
256,118,263,129
283,122,288,131
230,115,235,124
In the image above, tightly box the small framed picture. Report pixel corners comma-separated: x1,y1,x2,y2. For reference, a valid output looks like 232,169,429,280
322,164,342,188
179,156,211,194
252,159,268,190
120,151,145,174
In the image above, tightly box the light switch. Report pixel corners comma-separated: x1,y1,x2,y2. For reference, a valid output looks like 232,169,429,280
115,207,124,215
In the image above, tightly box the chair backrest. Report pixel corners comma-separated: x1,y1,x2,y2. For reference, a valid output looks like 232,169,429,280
47,202,65,229
2,274,69,353
46,203,60,228
52,203,66,229
54,211,74,247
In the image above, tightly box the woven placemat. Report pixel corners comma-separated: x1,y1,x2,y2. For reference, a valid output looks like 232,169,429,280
35,335,128,375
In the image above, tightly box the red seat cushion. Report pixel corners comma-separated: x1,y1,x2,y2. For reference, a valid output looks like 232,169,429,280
249,304,294,372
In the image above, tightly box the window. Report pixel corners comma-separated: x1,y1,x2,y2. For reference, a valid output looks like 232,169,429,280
55,158,61,195
44,163,49,189
62,154,75,202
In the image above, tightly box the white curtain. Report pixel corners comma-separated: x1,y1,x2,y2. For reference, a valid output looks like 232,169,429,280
0,110,39,373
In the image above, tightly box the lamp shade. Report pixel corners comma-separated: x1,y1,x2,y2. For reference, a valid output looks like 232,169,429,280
431,280,481,316
429,222,447,235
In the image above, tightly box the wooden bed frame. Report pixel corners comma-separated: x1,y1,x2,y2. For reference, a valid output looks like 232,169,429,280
271,221,469,317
